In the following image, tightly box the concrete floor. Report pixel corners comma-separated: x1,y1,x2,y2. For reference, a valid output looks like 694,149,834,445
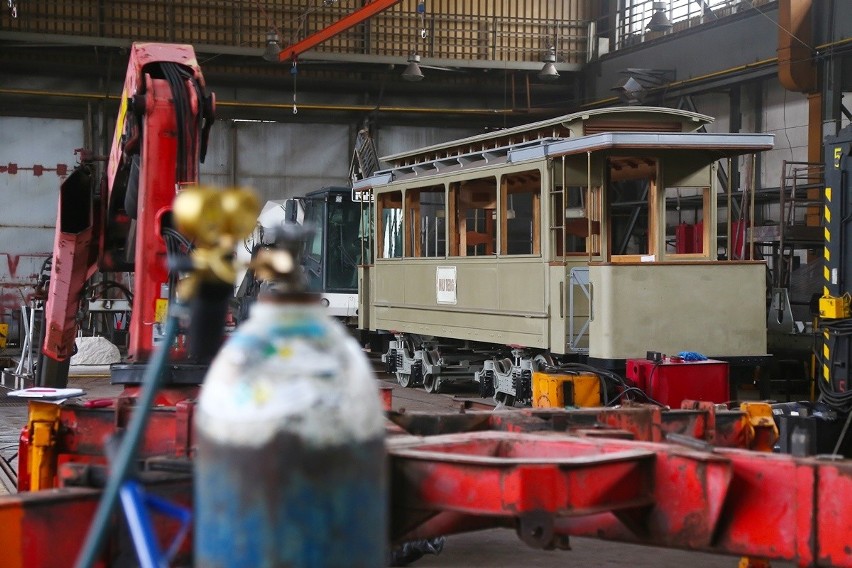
414,529,777,568
0,365,797,567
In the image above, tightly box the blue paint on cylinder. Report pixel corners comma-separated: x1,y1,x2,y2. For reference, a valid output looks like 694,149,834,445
195,434,386,568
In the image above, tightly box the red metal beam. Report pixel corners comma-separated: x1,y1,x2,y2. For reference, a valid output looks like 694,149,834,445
277,0,403,62
0,480,193,568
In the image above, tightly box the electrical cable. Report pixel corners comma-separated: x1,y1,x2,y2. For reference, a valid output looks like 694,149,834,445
813,326,852,413
162,227,194,306
89,280,134,304
162,62,192,184
74,310,180,568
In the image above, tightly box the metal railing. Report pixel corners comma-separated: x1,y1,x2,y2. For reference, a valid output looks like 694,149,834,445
1,0,591,65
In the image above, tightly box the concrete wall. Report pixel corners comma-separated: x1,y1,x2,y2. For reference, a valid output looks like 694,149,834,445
199,119,481,202
201,119,353,202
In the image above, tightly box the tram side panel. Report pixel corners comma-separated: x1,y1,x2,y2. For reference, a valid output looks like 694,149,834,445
588,262,768,364
368,258,551,350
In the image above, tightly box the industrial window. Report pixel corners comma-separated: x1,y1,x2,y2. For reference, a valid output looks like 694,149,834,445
501,170,541,256
377,190,403,259
405,184,445,257
664,186,710,258
613,0,769,50
448,177,497,257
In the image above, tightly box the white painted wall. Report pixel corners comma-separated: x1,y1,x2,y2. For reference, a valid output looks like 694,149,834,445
0,117,83,337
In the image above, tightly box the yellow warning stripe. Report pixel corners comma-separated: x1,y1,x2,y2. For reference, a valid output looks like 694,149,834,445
825,205,831,223
826,186,832,202
824,247,830,261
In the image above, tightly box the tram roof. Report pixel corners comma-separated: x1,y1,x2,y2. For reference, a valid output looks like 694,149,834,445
354,129,774,190
380,106,715,166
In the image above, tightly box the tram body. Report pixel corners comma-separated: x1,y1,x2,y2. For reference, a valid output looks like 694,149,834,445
354,107,772,403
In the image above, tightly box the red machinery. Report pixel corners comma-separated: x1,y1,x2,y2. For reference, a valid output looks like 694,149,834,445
2,401,851,567
627,356,730,407
38,43,214,388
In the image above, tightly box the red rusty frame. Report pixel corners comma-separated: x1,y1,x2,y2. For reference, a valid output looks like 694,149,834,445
389,431,852,567
18,399,195,491
386,404,754,449
0,477,193,568
6,401,850,567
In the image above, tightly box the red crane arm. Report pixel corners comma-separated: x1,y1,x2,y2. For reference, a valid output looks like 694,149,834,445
39,43,213,388
277,0,403,62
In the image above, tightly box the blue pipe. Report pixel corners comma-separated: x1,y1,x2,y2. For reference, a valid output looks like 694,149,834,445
74,312,180,568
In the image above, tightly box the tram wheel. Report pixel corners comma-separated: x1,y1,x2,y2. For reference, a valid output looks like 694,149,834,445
423,372,440,394
396,371,412,388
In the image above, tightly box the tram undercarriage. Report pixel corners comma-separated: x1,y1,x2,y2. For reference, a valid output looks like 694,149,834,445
383,334,558,406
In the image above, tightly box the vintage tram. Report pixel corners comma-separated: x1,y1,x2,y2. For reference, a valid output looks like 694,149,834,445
354,107,772,404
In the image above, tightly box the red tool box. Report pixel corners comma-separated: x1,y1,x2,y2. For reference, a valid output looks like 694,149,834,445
626,356,729,407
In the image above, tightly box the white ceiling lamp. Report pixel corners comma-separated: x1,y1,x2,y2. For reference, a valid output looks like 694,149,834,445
538,46,560,82
647,2,673,33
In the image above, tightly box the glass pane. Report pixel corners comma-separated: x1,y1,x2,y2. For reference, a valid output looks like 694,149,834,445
665,186,707,255
419,189,445,257
302,199,325,292
325,194,363,291
506,191,534,254
379,191,403,259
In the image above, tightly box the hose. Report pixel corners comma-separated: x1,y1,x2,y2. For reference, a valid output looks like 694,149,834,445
74,310,180,568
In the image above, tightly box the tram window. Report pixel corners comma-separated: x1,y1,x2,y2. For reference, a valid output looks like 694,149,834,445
406,185,445,257
377,191,403,258
551,186,599,258
665,186,710,256
608,157,658,260
449,177,497,257
502,170,541,255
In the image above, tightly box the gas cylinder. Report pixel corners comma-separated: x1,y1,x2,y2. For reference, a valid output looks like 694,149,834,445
194,292,387,567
